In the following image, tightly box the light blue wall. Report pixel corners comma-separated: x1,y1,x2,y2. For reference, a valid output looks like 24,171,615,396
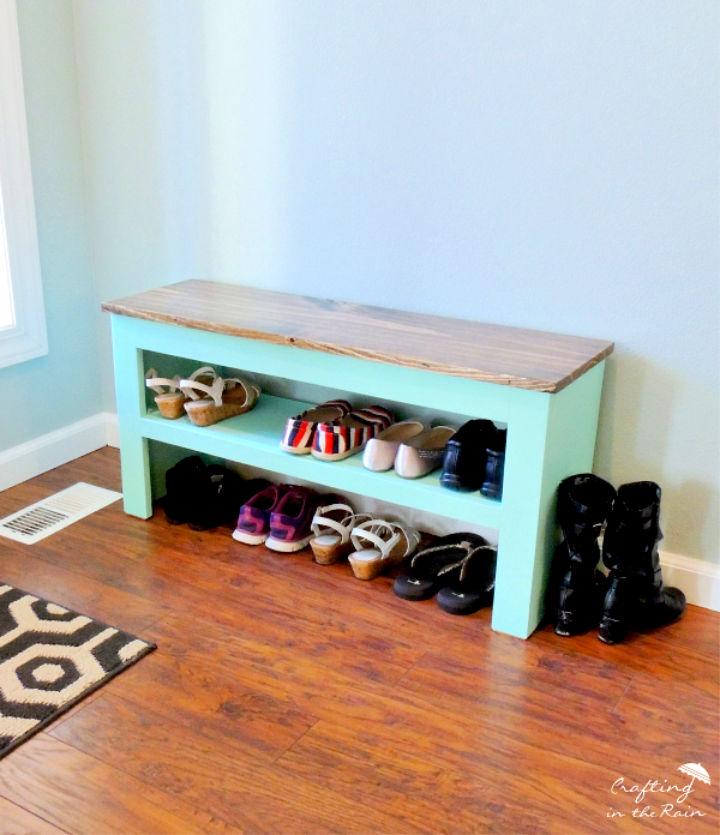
0,0,102,450
20,1,720,564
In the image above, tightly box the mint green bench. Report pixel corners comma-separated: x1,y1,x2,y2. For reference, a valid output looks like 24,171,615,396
103,280,613,638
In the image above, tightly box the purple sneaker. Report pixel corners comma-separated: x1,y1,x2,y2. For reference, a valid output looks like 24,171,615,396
232,483,292,545
266,489,345,553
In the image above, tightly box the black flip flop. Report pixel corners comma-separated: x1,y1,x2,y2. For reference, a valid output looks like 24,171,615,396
393,533,488,601
436,545,497,615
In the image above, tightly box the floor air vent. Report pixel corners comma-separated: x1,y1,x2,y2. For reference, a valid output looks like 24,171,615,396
0,482,122,545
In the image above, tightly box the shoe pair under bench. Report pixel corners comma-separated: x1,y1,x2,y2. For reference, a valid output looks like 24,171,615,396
550,474,685,644
393,533,497,616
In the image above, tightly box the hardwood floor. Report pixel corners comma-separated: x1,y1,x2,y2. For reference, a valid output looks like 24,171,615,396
0,448,717,834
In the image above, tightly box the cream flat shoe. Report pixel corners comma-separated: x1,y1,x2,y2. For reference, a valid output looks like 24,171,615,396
362,420,425,472
394,426,456,479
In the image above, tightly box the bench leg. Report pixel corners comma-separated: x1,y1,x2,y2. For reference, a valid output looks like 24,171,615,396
111,317,152,519
491,362,606,638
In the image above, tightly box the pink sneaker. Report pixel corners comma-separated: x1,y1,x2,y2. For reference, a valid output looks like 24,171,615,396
266,489,345,553
232,483,292,545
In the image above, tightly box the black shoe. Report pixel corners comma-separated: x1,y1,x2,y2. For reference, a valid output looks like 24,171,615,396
599,482,685,644
436,544,496,615
187,468,267,531
480,427,507,500
393,533,488,600
550,473,616,637
163,456,207,525
440,420,496,492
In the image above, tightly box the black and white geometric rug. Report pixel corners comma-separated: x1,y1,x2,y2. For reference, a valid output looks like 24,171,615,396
0,583,155,758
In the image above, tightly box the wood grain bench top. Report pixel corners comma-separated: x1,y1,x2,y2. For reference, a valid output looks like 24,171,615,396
102,280,613,392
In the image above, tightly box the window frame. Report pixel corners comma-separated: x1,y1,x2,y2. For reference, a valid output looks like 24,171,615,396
0,0,47,369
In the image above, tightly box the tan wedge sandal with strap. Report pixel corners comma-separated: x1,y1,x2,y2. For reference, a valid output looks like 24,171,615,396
348,519,421,580
309,503,373,565
180,375,261,427
145,366,217,419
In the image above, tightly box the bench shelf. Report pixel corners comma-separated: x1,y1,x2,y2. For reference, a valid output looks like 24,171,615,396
141,398,503,530
104,280,613,639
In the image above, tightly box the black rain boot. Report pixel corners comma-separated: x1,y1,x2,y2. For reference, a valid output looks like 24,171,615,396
163,456,207,525
187,465,244,531
552,473,616,637
599,481,685,644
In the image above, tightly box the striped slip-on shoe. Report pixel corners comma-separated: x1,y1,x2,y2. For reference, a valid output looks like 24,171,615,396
280,400,352,454
311,406,394,462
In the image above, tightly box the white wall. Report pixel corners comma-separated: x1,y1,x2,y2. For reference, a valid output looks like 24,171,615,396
0,0,102,450
29,0,720,564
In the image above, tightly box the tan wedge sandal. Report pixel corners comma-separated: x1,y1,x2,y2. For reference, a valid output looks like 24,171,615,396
309,503,372,565
145,366,217,419
348,519,421,580
180,375,260,427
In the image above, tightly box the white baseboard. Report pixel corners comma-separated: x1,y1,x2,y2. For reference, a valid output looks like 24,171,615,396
104,411,119,448
0,412,118,492
2,411,718,612
660,551,720,613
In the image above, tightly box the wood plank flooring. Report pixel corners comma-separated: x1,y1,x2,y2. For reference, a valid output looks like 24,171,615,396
0,448,717,834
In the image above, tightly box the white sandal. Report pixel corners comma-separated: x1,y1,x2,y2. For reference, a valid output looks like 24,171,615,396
179,374,261,427
309,504,373,565
348,519,421,580
145,366,216,419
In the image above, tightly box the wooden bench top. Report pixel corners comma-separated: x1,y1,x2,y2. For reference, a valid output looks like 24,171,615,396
103,280,613,392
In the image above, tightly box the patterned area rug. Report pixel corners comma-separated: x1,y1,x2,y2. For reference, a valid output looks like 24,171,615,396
0,583,155,758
